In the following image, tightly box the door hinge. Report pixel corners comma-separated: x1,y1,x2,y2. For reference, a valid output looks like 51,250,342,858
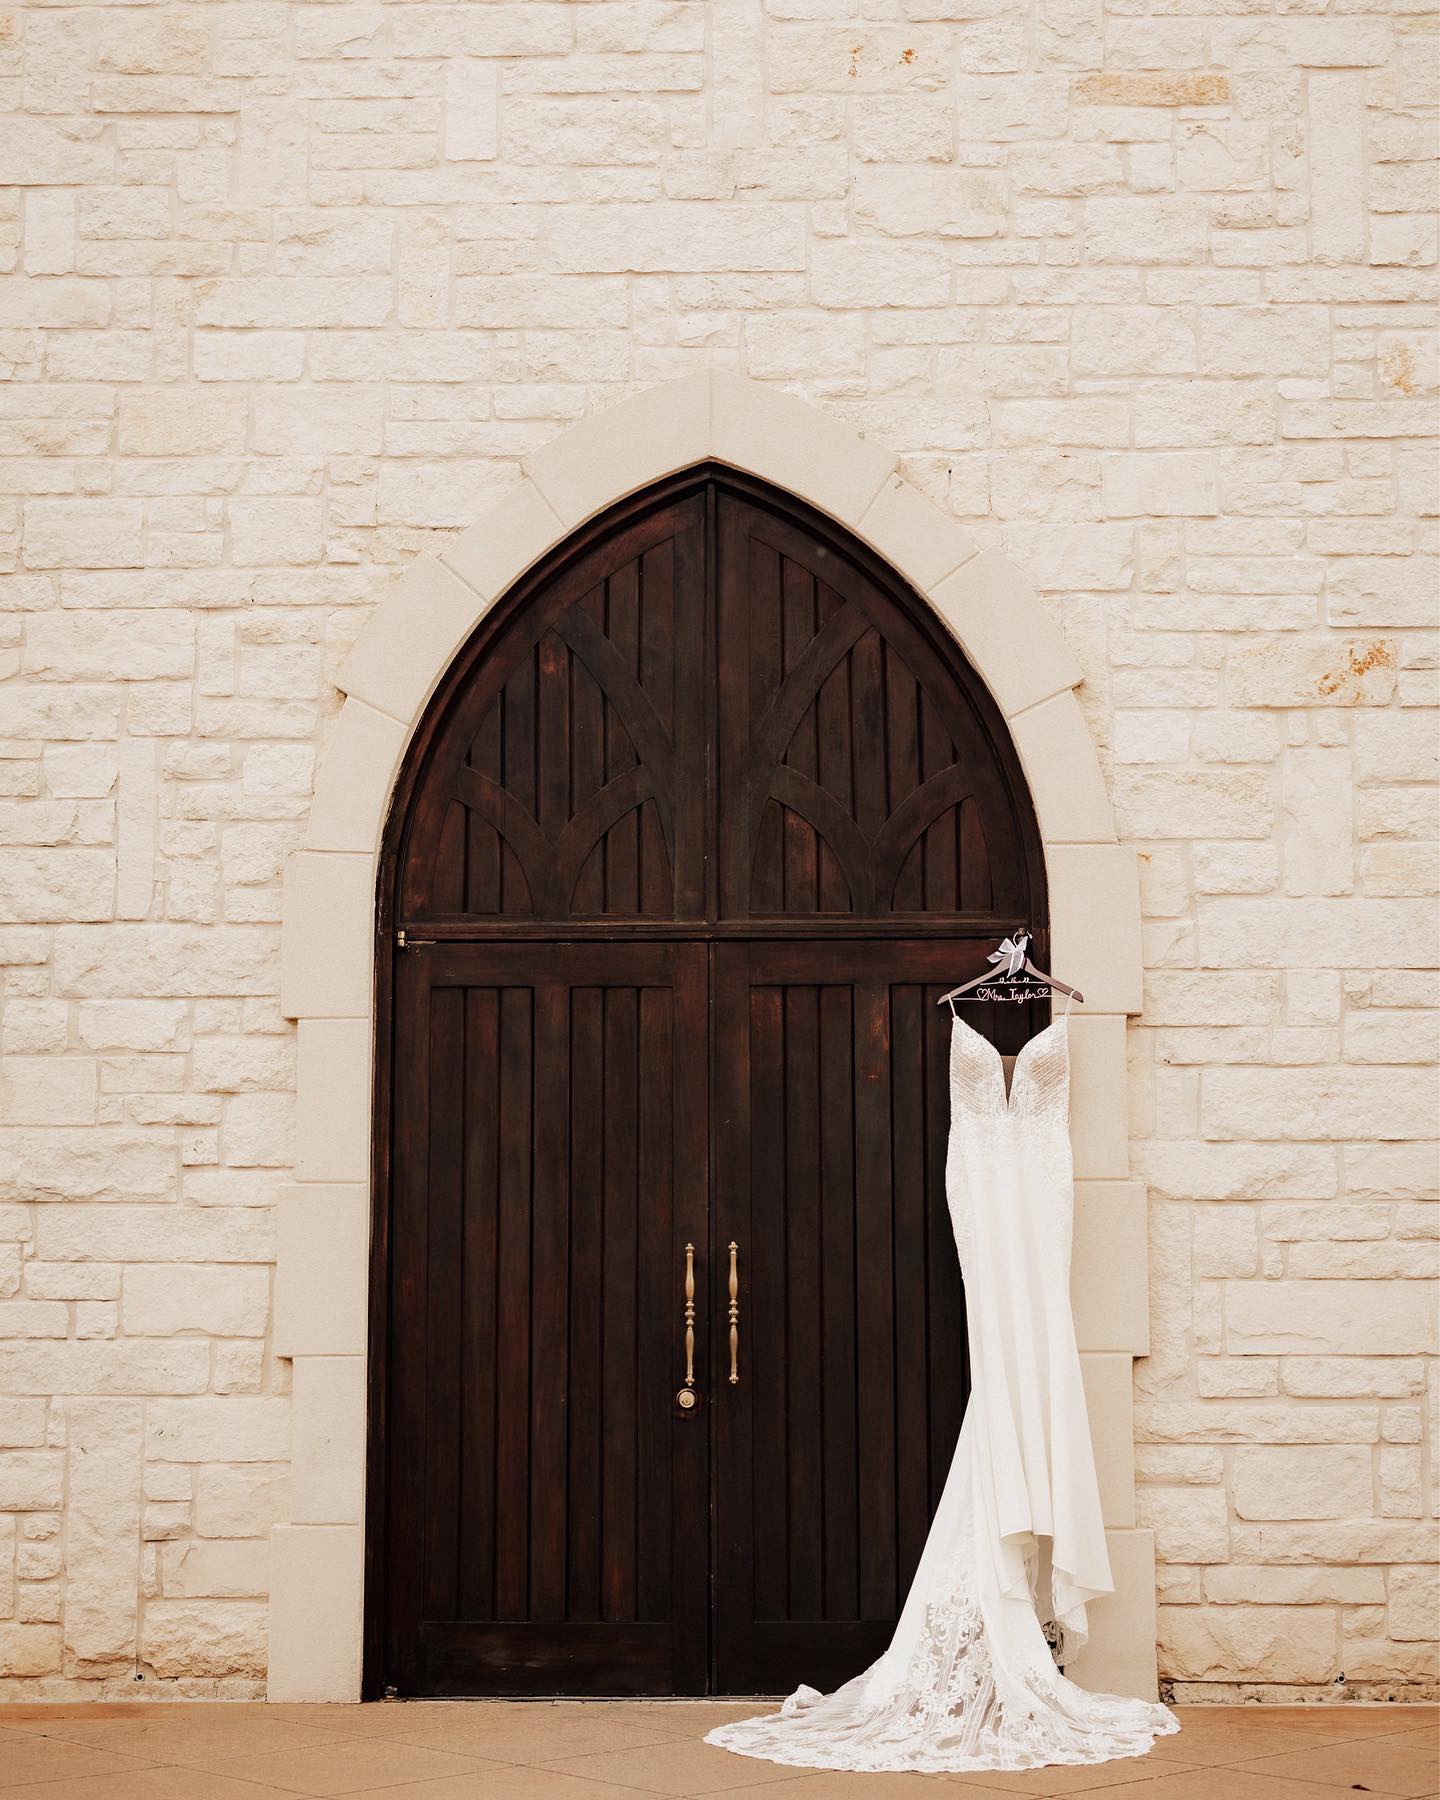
396,929,436,950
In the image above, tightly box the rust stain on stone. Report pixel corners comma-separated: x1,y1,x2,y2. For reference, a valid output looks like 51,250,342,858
900,47,916,64
1380,341,1417,395
1076,72,1231,107
1316,641,1395,699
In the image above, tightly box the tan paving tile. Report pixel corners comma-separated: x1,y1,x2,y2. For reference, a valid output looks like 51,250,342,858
542,1738,808,1795
583,1702,782,1736
284,1703,489,1739
952,1753,1202,1794
724,1770,1016,1797
1138,1719,1332,1766
1380,1726,1440,1751
0,1767,306,1800
0,1738,161,1786
25,1712,341,1758
366,1767,662,1799
1180,1703,1436,1741
1235,1735,1440,1796
180,1737,500,1796
387,1711,681,1763
1075,1771,1389,1800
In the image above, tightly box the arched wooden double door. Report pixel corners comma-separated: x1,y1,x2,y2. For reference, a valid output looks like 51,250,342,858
369,469,1047,1698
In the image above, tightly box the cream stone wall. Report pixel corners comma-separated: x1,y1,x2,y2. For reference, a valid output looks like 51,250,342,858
0,0,1436,1702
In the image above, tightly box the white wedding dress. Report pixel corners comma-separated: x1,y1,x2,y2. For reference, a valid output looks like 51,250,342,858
705,1001,1178,1774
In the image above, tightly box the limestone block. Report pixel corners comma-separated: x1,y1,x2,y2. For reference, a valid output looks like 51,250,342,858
1011,692,1118,845
191,1035,295,1095
544,205,804,276
336,556,487,726
64,1400,142,1670
1159,1603,1338,1683
161,1538,269,1599
295,1019,370,1183
1137,1485,1230,1562
1388,1564,1440,1642
142,1599,266,1679
930,550,1083,719
275,1185,367,1358
23,500,143,570
123,1265,269,1338
711,372,896,527
0,1451,64,1511
1225,1280,1437,1356
196,1466,289,1540
440,479,565,608
25,611,194,683
0,1127,175,1204
145,1398,290,1464
1071,1181,1149,1353
291,1356,365,1525
55,925,276,1001
267,1525,363,1702
280,853,372,1021
1066,1530,1160,1701
1203,1067,1436,1141
118,390,248,457
0,1341,209,1397
35,1203,273,1265
858,473,978,594
1227,638,1399,708
1049,846,1144,1015
0,1057,97,1126
1232,1445,1373,1520
1197,898,1438,971
0,850,115,924
1068,1014,1131,1179
0,1623,62,1678
1082,1354,1136,1529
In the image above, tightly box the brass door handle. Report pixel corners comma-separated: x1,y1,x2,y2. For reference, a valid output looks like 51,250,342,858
727,1241,740,1385
677,1242,698,1411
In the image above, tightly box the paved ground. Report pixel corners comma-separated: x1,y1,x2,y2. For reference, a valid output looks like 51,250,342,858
0,1700,1434,1798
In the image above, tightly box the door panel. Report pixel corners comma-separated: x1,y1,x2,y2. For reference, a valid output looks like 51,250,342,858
385,943,710,1696
397,492,709,924
715,489,1033,923
711,941,975,1695
376,471,1049,1700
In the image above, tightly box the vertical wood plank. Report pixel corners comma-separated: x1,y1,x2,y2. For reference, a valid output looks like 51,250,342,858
605,563,640,914
422,984,464,1622
890,982,931,1582
566,986,603,1620
494,985,533,1620
635,982,674,1620
853,980,898,1619
601,985,639,1618
459,986,499,1620
783,984,823,1618
529,983,570,1620
748,983,788,1622
818,984,858,1620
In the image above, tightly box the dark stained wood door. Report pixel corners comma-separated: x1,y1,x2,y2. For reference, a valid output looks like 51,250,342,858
372,468,1046,1699
383,942,709,1696
712,941,977,1694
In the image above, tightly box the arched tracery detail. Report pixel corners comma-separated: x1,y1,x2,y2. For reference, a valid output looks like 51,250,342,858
393,470,1042,936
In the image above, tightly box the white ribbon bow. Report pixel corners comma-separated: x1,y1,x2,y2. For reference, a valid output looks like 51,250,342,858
987,934,1029,979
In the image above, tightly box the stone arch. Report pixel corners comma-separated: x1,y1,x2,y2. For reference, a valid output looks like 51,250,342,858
272,372,1155,1704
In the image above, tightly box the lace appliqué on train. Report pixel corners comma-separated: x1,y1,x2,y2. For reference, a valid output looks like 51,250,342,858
704,1010,1179,1774
705,1526,1176,1774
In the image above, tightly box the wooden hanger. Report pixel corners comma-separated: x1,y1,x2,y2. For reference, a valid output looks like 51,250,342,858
936,929,1083,1007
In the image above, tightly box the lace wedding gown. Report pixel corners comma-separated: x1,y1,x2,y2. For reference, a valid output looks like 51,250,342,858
705,1001,1178,1774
